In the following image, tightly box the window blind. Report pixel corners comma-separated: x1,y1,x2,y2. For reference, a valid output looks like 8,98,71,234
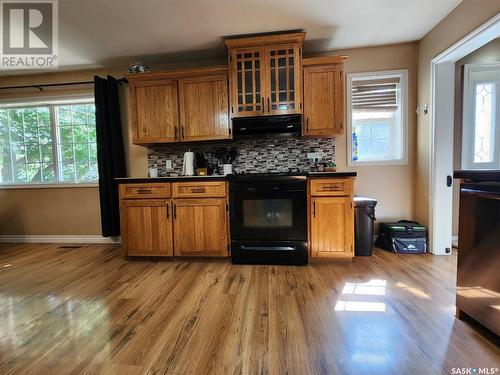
352,76,400,112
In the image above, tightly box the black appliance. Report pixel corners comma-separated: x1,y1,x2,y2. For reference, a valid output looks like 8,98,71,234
456,177,500,336
232,114,302,139
228,173,308,265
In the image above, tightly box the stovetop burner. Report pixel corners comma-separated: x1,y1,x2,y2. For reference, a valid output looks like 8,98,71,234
233,169,309,177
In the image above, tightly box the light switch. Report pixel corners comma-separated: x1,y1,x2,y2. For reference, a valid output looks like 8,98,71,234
166,159,172,170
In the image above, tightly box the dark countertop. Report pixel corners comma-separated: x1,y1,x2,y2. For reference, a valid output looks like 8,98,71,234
115,171,357,183
453,170,500,182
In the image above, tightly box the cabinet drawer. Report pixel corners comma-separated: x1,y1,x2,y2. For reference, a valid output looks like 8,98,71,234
119,183,171,199
172,181,227,198
309,179,353,196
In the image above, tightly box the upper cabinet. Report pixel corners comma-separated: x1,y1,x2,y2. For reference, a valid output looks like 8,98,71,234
302,56,346,137
178,74,230,142
225,33,305,117
128,66,230,145
131,79,178,143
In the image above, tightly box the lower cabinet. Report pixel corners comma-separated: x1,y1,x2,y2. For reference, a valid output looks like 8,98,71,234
120,199,174,256
119,181,229,258
173,198,229,257
309,178,354,259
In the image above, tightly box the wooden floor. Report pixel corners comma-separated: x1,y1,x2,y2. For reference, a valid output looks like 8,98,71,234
0,244,498,375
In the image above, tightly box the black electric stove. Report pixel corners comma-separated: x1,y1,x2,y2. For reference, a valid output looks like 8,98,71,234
228,173,308,265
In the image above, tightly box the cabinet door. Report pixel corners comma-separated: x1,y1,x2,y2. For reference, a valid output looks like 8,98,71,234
310,197,354,258
173,198,228,257
131,79,179,143
178,74,230,141
265,43,302,115
303,64,344,136
120,199,173,256
229,48,266,117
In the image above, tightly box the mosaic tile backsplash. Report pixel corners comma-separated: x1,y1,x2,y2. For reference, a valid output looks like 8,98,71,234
148,138,335,176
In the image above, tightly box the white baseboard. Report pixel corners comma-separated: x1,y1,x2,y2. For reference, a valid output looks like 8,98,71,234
0,234,121,244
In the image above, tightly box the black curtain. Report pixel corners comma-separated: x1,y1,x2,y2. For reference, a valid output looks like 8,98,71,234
94,75,126,237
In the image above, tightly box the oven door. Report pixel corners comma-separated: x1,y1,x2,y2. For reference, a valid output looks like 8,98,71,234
230,182,307,241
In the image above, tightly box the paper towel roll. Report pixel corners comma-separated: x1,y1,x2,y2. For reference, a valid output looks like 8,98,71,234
183,152,194,176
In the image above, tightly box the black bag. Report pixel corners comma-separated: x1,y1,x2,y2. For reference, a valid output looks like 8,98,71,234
375,220,427,254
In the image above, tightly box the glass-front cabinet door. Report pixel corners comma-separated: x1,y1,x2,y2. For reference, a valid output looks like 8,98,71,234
265,43,302,114
230,48,266,117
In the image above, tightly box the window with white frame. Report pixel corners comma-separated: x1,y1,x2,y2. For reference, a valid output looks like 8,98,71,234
347,70,408,165
462,63,500,170
0,99,98,185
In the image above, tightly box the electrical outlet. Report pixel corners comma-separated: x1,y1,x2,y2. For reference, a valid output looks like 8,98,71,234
166,159,172,170
307,152,320,160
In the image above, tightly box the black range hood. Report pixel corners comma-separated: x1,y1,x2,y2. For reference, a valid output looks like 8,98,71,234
232,114,302,139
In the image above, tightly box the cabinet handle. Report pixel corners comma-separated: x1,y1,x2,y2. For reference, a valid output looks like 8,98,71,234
174,126,178,140
136,188,152,194
190,187,206,193
181,127,185,139
313,201,316,218
166,203,170,219
321,186,342,191
173,203,177,219
267,97,270,112
261,97,264,112
306,117,309,132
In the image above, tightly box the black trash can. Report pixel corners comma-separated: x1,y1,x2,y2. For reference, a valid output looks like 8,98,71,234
354,197,377,256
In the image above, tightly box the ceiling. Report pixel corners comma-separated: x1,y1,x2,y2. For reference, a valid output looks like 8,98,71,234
31,0,464,70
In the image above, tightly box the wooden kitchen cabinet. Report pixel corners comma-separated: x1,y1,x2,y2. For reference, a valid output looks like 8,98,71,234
120,199,174,257
178,74,230,141
119,181,229,258
130,79,179,144
173,198,229,257
302,56,346,136
128,66,231,144
309,178,354,260
225,33,305,117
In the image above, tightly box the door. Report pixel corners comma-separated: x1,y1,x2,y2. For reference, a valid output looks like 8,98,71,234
265,43,302,115
131,79,179,143
173,198,228,256
120,199,173,256
230,47,266,117
303,64,344,136
178,74,231,141
310,197,354,258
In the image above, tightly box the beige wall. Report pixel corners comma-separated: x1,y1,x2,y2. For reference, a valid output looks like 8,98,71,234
0,68,147,235
451,38,500,235
321,43,418,227
0,43,418,236
416,0,500,228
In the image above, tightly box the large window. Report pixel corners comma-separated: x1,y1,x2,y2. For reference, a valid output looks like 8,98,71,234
462,63,500,170
0,99,98,185
347,70,408,166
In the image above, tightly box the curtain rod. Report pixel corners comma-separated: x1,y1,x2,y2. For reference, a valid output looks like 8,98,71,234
0,77,128,92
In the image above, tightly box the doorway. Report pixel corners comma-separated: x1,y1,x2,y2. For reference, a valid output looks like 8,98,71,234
429,14,500,255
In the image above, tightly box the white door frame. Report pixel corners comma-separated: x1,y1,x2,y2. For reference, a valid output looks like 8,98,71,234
428,13,500,255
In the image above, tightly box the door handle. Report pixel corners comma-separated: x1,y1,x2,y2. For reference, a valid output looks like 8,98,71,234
447,175,452,187
166,203,170,219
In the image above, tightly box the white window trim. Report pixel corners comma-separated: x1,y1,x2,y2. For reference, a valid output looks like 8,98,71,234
461,62,500,170
0,97,98,187
346,69,409,166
